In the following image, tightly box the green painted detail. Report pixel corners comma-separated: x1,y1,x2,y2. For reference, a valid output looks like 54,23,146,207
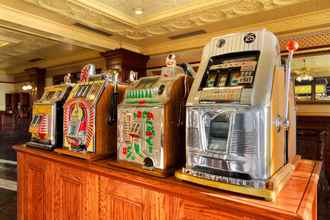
125,100,159,104
126,144,133,160
148,145,153,154
134,143,141,155
142,111,147,119
146,138,153,146
146,126,153,131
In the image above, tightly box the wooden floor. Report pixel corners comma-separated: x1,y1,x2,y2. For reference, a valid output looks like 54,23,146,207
1,131,330,220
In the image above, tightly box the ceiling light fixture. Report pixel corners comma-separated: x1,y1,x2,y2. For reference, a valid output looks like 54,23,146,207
134,7,144,15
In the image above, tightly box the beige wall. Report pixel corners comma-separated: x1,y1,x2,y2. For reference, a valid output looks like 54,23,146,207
0,83,16,111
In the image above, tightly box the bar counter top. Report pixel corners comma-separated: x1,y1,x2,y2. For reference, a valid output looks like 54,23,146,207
14,144,321,220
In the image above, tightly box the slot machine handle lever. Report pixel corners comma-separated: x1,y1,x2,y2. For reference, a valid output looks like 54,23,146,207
283,40,299,130
108,71,119,126
108,90,118,125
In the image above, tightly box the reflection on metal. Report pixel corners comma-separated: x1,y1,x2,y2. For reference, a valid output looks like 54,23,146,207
182,29,283,189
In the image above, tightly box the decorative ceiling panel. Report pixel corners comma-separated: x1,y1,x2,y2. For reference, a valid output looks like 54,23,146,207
23,0,308,40
0,26,93,72
0,27,58,62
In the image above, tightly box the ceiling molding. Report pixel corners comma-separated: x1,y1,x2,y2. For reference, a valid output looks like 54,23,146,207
23,0,309,40
0,2,142,52
7,50,102,75
141,6,330,55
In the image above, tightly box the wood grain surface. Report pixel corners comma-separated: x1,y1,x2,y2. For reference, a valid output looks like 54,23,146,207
14,144,320,220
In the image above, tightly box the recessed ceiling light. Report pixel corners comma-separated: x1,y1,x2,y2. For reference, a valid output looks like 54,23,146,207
134,8,144,15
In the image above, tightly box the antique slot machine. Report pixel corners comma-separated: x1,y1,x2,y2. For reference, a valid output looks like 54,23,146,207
175,29,298,200
56,64,126,160
27,80,72,150
115,55,193,177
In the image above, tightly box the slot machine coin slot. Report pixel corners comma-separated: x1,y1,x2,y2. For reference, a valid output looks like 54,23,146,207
143,157,154,170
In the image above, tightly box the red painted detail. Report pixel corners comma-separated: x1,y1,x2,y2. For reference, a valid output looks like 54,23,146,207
137,111,142,118
129,133,140,138
138,100,145,105
38,115,48,140
146,131,153,137
122,147,127,155
147,112,154,120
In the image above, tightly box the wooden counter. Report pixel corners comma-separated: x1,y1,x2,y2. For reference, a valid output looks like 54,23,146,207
14,144,321,220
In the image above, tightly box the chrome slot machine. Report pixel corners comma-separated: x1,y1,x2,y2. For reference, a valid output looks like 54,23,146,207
57,64,126,160
27,81,72,150
176,29,298,201
115,56,193,177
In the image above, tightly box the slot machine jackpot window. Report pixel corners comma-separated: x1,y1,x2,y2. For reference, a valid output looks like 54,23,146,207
75,85,92,98
136,77,159,89
199,51,260,90
207,114,230,153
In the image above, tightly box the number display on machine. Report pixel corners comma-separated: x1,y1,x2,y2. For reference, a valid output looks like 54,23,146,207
200,51,259,103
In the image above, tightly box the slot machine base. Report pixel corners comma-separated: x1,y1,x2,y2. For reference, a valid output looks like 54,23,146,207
55,148,111,161
175,156,299,201
106,159,174,178
26,142,55,151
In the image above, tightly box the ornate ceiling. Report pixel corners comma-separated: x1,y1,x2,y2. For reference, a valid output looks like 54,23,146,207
0,0,330,75
0,26,96,73
24,0,308,40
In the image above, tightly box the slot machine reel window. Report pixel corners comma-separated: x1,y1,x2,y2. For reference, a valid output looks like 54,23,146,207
75,85,92,98
136,77,159,89
200,51,260,90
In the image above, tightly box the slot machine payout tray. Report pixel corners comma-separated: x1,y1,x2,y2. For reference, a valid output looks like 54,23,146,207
105,159,175,177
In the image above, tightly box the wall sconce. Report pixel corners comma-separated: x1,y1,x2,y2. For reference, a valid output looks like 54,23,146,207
22,84,33,91
296,74,313,82
22,82,37,98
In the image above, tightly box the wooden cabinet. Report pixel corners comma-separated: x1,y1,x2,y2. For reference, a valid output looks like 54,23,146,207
101,49,149,82
17,153,53,220
53,165,99,220
99,177,166,220
15,145,320,220
17,152,98,220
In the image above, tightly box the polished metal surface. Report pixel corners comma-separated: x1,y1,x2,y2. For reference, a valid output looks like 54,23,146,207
185,29,281,188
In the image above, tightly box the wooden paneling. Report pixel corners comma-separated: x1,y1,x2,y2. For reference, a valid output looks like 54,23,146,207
100,178,142,220
101,49,149,82
297,116,330,181
18,152,53,220
53,164,99,220
15,145,320,220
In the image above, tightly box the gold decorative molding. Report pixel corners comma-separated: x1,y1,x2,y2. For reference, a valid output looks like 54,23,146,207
279,29,330,51
23,0,309,40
